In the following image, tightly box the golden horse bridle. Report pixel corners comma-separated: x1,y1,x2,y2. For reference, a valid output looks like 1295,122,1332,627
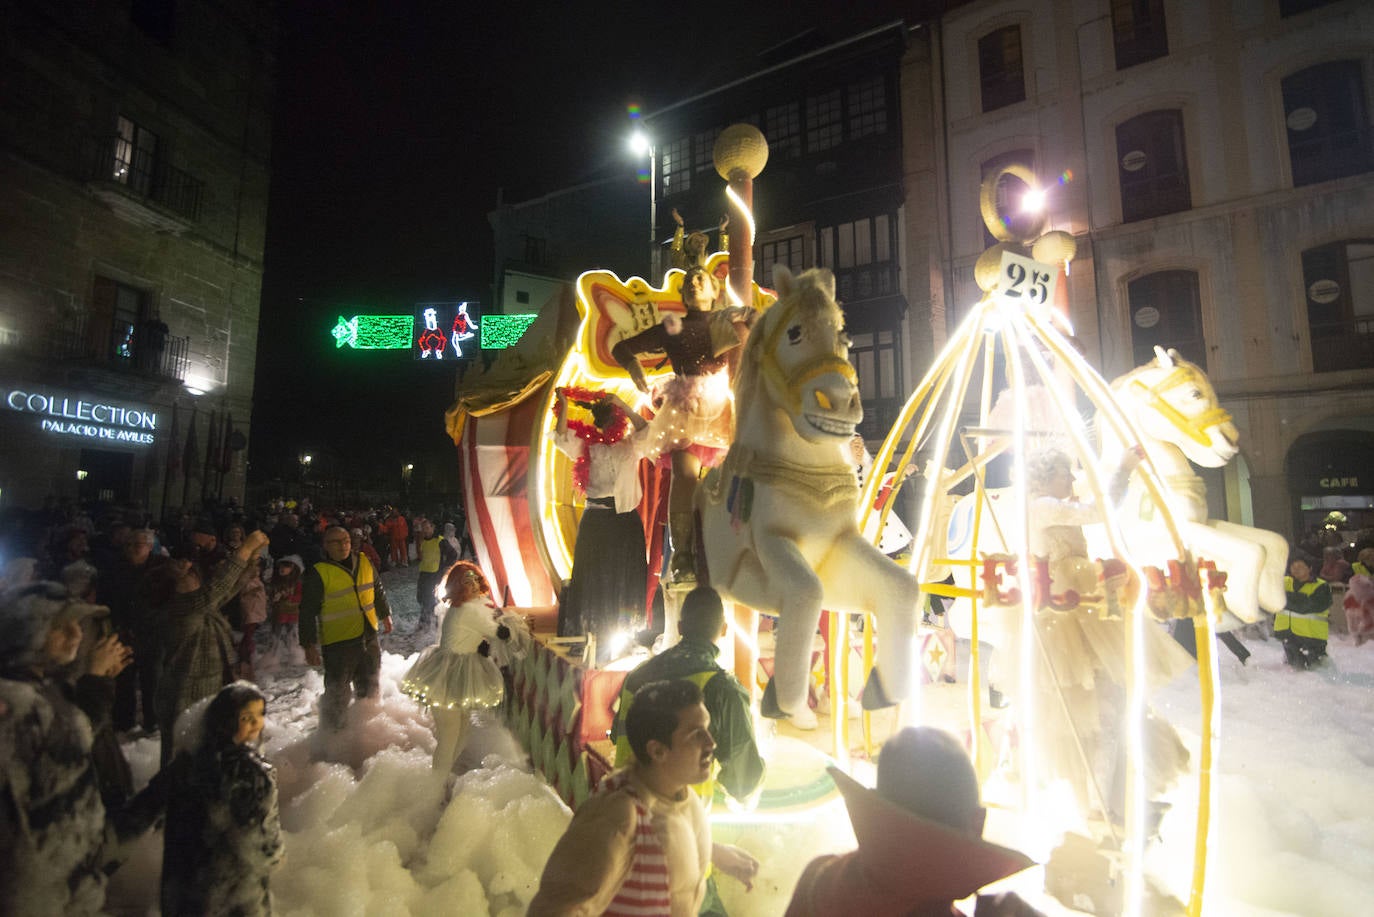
1129,364,1232,449
757,296,858,414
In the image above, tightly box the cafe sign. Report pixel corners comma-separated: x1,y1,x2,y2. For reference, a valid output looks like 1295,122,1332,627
5,387,159,446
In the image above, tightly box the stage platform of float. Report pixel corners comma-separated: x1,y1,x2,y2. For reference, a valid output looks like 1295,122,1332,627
510,604,1013,810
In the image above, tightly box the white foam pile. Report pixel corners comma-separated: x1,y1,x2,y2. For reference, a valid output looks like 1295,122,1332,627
101,565,1374,916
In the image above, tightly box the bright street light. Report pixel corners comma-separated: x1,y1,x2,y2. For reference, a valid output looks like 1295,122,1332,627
629,129,650,157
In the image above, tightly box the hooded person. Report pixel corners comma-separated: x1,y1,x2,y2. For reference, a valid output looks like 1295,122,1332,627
0,582,128,916
268,554,305,655
157,681,283,916
785,727,1039,917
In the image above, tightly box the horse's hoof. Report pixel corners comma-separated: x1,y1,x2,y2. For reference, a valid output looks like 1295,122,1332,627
759,680,788,719
860,669,895,710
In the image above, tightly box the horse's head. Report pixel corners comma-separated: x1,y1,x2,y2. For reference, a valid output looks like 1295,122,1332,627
741,266,862,443
1113,347,1238,467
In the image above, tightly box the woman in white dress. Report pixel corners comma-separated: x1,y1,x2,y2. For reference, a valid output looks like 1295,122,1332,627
401,561,513,774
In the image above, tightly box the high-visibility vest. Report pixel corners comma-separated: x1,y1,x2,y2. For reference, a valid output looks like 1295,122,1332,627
315,554,378,645
1276,575,1330,641
1354,562,1372,578
418,536,442,573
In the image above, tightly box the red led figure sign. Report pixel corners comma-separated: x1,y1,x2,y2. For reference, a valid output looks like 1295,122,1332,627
412,302,480,361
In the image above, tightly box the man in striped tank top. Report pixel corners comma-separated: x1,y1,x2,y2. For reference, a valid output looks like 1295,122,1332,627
529,680,759,916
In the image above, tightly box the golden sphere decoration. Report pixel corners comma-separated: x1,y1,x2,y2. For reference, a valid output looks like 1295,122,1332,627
714,123,770,181
975,243,1017,291
1031,230,1077,265
979,162,1045,244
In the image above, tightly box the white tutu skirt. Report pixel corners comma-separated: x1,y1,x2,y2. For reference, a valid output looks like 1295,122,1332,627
401,647,504,711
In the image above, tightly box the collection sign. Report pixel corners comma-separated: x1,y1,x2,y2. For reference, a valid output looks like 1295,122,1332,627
5,387,159,446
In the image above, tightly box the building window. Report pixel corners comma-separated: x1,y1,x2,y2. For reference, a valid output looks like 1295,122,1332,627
1127,270,1206,370
848,76,887,139
766,102,802,159
114,115,159,196
1117,109,1191,222
91,276,152,368
660,136,691,197
523,235,547,267
515,290,530,305
849,328,902,441
1283,61,1374,188
806,89,843,153
759,235,805,281
694,127,721,175
1111,0,1168,70
1302,240,1374,372
819,214,895,302
978,25,1026,112
980,149,1037,249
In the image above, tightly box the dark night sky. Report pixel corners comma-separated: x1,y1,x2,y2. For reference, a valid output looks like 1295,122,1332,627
249,1,913,492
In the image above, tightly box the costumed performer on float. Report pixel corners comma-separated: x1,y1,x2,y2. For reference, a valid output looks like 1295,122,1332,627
1020,446,1192,815
553,386,651,662
612,218,755,583
401,561,524,774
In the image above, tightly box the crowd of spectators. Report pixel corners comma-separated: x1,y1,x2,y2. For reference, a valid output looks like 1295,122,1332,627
0,492,473,914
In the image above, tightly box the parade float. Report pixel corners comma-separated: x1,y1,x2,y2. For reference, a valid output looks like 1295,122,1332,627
447,125,1288,915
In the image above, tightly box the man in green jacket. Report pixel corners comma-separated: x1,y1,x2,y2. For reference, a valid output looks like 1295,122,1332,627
612,586,764,806
1275,553,1332,670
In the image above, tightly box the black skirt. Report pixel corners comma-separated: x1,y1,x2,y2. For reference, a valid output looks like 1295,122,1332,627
558,502,649,654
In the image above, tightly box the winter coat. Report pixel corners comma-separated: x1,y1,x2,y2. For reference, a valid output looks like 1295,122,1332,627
161,743,283,916
612,638,764,803
157,556,246,731
0,673,109,916
70,672,135,809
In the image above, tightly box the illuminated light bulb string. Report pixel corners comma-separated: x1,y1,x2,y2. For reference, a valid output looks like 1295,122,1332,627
854,164,1216,917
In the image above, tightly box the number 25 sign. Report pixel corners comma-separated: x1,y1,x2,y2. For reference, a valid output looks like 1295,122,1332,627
996,250,1058,309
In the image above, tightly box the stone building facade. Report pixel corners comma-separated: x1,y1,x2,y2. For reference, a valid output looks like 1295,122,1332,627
925,0,1374,543
0,0,274,514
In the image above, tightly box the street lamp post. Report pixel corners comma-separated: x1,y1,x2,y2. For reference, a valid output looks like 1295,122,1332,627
299,453,312,500
631,129,658,279
713,124,769,305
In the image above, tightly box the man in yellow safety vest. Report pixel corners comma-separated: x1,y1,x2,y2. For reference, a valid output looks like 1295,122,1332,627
301,525,393,729
1275,553,1332,670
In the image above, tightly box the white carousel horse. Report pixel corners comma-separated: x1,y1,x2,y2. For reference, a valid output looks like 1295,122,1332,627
697,266,922,721
934,348,1285,672
1101,346,1287,623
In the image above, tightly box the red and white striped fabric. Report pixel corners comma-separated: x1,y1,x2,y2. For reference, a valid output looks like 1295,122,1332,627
599,771,672,916
461,391,556,608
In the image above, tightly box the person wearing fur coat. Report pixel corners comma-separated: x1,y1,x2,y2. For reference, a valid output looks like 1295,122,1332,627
158,681,283,916
0,583,131,916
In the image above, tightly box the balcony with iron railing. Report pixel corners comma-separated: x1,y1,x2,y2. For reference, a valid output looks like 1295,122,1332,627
83,134,204,228
37,311,191,383
1311,317,1374,372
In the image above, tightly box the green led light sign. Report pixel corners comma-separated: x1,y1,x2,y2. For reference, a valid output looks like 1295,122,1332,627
331,315,414,350
480,313,538,350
